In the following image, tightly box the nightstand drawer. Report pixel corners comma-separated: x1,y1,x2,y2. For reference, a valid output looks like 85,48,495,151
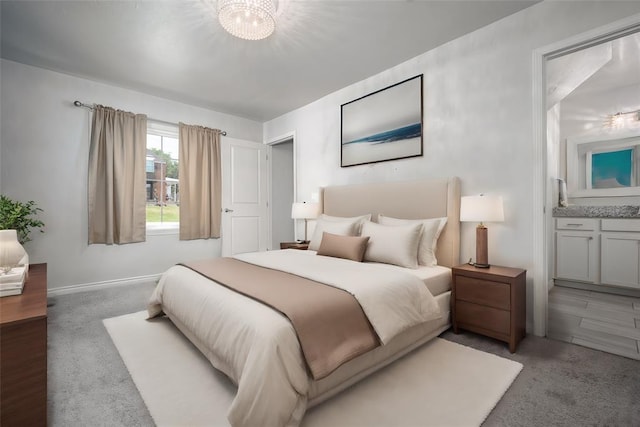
456,301,510,335
455,276,510,310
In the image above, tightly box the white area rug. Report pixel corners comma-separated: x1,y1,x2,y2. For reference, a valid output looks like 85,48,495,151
104,311,523,427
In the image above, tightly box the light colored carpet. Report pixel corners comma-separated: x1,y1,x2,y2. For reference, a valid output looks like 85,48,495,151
104,311,522,427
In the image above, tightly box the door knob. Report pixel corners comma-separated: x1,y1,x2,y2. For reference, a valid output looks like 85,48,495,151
223,208,234,213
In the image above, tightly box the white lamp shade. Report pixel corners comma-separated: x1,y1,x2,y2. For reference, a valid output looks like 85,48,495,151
291,202,320,219
460,195,504,223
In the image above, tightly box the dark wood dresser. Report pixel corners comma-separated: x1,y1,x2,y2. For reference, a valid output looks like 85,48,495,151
0,263,47,427
452,263,526,353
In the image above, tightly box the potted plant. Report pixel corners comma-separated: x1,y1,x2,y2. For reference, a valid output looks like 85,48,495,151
0,195,45,244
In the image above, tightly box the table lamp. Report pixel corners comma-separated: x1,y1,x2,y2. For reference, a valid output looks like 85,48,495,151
460,194,504,268
291,202,320,243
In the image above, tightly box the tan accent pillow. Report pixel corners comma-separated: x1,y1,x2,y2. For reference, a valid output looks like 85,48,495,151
361,221,423,269
308,220,357,251
378,215,447,266
308,214,370,251
317,232,370,262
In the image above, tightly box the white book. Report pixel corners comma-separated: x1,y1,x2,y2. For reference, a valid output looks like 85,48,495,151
0,281,24,290
0,266,26,285
0,287,23,297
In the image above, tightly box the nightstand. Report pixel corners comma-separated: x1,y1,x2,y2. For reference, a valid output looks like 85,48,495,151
280,241,309,250
451,264,526,353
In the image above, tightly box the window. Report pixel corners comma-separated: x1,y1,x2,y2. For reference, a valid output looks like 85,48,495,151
146,122,179,231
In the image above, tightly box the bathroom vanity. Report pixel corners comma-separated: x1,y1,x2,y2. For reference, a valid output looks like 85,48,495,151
550,206,640,361
553,205,640,292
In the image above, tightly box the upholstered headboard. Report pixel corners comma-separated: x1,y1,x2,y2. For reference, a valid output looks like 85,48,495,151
319,177,461,268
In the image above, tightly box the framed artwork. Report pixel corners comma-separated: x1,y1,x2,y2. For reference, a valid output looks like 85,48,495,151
566,133,640,197
588,148,634,189
341,75,423,167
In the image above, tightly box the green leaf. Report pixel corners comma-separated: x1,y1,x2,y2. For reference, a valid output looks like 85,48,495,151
0,195,45,244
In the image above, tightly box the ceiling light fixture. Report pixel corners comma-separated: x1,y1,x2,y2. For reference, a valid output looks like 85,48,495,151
606,109,640,129
217,0,276,41
610,112,625,128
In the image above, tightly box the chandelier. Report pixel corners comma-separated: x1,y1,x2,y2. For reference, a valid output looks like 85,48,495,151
217,0,276,41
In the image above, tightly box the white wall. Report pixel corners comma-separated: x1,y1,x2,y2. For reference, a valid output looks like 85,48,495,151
264,1,640,330
0,59,262,289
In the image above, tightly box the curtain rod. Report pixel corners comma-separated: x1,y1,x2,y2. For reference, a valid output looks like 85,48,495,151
73,100,227,136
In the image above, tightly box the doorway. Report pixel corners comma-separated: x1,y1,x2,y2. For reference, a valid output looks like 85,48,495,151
543,29,640,359
266,132,296,250
532,15,640,337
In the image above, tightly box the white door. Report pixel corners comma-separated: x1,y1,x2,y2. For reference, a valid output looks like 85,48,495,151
221,137,268,256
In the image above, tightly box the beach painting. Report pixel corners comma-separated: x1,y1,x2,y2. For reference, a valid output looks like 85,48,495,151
590,148,634,189
341,75,423,167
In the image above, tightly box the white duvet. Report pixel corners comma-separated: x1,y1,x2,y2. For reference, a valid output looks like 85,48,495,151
148,250,442,427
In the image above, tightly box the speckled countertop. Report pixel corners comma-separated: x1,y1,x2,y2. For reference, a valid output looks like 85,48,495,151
552,205,640,218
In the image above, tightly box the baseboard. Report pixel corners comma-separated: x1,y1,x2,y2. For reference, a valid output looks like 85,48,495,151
48,274,161,297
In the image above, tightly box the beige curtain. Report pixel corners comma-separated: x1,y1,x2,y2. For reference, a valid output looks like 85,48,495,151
88,106,147,244
179,123,222,240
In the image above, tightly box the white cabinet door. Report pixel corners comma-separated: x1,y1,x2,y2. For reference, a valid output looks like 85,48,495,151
601,233,640,289
555,231,598,283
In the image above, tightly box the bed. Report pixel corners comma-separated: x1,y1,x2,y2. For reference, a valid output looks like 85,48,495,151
148,177,460,427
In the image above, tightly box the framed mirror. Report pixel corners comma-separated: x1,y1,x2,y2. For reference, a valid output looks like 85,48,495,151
567,131,640,197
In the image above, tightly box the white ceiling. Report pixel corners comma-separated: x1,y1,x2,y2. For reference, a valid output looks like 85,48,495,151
566,31,640,98
0,0,537,121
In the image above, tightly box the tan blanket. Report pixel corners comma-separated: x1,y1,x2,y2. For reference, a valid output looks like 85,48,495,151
149,250,442,426
181,258,379,380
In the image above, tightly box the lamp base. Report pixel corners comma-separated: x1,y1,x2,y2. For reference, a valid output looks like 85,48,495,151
473,263,491,268
476,224,489,267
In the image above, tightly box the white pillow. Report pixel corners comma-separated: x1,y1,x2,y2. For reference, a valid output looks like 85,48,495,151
318,213,371,234
361,221,423,269
308,220,358,251
378,215,447,267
